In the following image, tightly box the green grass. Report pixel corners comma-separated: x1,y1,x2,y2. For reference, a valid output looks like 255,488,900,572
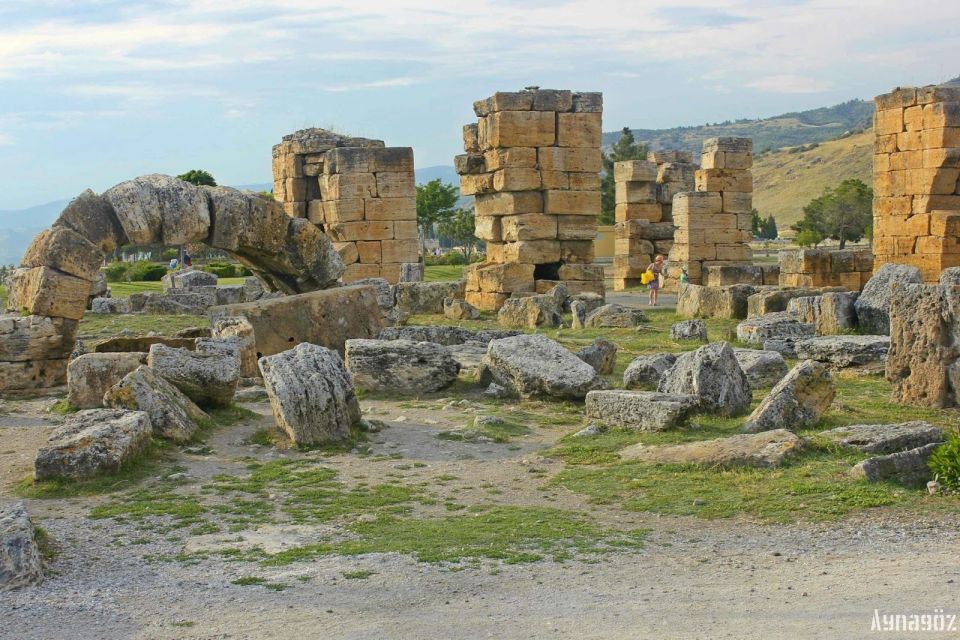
424,265,465,282
108,277,246,297
80,313,209,336
437,418,531,443
48,399,79,415
342,569,376,579
89,489,206,526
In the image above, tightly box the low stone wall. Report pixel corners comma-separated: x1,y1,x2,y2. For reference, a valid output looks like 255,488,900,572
778,248,873,290
704,264,779,287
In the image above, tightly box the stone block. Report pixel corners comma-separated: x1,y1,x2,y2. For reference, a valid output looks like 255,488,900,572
556,112,601,148
20,228,103,282
325,221,394,242
381,238,419,264
473,91,534,116
321,198,365,223
475,192,543,216
501,214,558,241
483,147,537,170
493,168,541,192
484,111,555,148
537,147,602,172
503,240,561,263
6,267,90,321
375,172,415,199
614,160,657,182
543,190,600,215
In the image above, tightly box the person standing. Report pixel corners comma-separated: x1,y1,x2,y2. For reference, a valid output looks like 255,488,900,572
646,255,665,306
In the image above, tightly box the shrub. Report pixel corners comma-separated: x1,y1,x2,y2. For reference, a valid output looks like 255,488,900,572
125,261,168,282
201,262,236,278
103,262,130,283
929,437,960,491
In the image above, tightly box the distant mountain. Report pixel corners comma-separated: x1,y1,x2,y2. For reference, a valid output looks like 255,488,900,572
604,99,874,155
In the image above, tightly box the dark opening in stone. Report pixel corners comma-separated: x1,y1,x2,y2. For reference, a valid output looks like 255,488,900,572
534,262,562,281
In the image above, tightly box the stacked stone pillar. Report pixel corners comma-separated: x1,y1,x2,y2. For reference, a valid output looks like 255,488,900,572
612,151,695,289
872,85,960,281
456,89,605,311
273,128,420,284
668,138,754,284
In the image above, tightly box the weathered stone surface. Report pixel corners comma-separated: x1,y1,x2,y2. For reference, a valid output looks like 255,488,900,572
0,359,68,390
851,443,941,488
670,319,708,342
677,283,756,320
762,339,799,359
175,327,211,339
622,429,804,468
855,263,923,335
443,298,480,321
21,227,103,282
162,269,217,289
90,297,130,314
733,348,788,389
794,335,889,368
209,285,383,358
378,326,519,346
939,267,960,286
141,292,209,315
53,189,126,254
658,342,752,416
243,277,266,301
6,266,91,320
584,303,648,328
575,337,618,375
215,285,245,306
820,421,944,454
94,336,195,353
104,365,207,442
586,390,699,431
446,342,488,376
34,409,151,480
104,174,210,245
478,334,606,400
743,360,834,433
565,292,605,315
623,353,677,390
497,295,561,329
67,352,145,409
89,271,108,300
0,503,44,590
352,277,395,309
395,281,466,314
258,343,361,445
345,339,460,393
570,300,587,329
0,314,78,362
747,288,820,318
736,312,814,345
147,342,239,408
212,317,258,377
787,292,858,335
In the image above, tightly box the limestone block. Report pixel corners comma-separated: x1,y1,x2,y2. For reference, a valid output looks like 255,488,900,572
0,314,78,362
322,199,365,223
34,409,151,481
615,181,657,204
105,174,210,245
342,263,381,281
67,352,145,409
483,147,537,170
695,169,753,193
475,216,503,242
375,172,415,199
334,241,359,265
493,168,541,192
614,160,658,183
673,192,723,216
371,147,414,173
557,215,597,240
323,147,371,174
543,190,600,216
473,91,534,116
540,171,569,190
571,92,603,113
53,189,127,254
475,192,544,216
320,173,377,200
569,173,601,190
364,197,416,221
615,203,662,223
381,239,419,264
502,240,561,264
459,173,495,196
470,262,535,293
326,221,393,242
20,228,103,282
501,214,558,241
356,241,381,264
556,112,601,148
484,111,555,148
463,123,479,152
6,267,90,320
537,147,602,173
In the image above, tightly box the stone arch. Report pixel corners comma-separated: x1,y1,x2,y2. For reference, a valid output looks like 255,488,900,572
2,174,345,390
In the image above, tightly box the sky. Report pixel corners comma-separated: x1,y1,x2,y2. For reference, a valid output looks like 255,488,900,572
1,0,959,210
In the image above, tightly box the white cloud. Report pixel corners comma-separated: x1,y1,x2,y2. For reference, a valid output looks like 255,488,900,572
325,77,417,93
746,74,832,94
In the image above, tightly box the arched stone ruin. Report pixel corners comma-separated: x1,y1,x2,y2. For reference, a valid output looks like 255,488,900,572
2,174,346,391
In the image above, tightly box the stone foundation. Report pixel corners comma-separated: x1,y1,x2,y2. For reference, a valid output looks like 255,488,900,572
778,248,873,290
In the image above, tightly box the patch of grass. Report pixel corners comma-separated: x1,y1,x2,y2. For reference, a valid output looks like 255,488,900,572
172,621,195,628
232,576,266,586
89,489,206,527
48,399,78,415
242,428,279,447
33,526,58,562
437,419,530,444
342,569,376,579
80,313,209,336
264,582,289,591
424,265,466,282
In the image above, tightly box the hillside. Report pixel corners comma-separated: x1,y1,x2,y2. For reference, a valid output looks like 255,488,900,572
604,99,873,155
752,129,873,231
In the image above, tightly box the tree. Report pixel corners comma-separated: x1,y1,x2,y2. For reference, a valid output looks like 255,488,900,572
795,228,823,248
415,179,460,262
177,169,217,186
750,209,763,237
437,208,478,262
761,215,778,240
600,127,649,225
792,179,872,249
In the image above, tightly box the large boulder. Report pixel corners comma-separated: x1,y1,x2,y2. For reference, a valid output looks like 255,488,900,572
0,314,77,363
52,189,127,254
34,409,152,481
794,335,889,368
352,277,395,309
851,443,941,488
733,348,788,389
820,421,944,454
147,341,240,408
0,503,44,590
584,303,648,328
258,343,361,445
212,317,258,378
575,337,618,375
379,326,520,346
747,288,820,317
742,360,834,433
6,266,91,321
162,269,217,290
67,352,145,409
623,353,677,390
21,227,104,282
395,281,466,314
736,312,814,345
657,342,752,416
585,390,699,431
787,292,858,335
855,263,923,335
104,366,208,442
345,339,461,393
497,295,561,329
670,319,708,342
478,334,606,399
90,297,130,314
103,174,210,246
676,283,756,320
621,429,804,468
209,285,383,358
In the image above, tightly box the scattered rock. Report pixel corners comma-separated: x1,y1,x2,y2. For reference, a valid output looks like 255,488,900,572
258,343,361,445
483,382,511,399
623,353,677,390
742,360,834,433
762,338,799,359
34,409,151,480
736,312,815,345
565,292,605,315
104,365,208,442
658,342,752,416
395,281,466,314
851,443,941,488
474,415,504,427
497,295,561,329
787,292,859,336
855,263,923,335
570,300,587,329
478,333,606,400
794,335,889,368
584,303,648,328
443,298,480,321
572,424,605,437
575,337,618,375
677,283,757,320
670,319,708,342
234,385,268,402
344,339,461,393
211,317,258,378
622,429,804,468
586,390,699,431
351,277,395,309
0,503,44,590
733,349,788,389
90,297,130,314
820,421,945,454
162,269,217,289
147,342,240,408
67,352,145,409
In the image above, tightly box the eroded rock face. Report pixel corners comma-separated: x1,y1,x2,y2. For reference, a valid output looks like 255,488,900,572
736,312,814,345
67,352,145,409
478,333,606,400
742,360,834,433
103,174,211,246
575,337,618,375
820,421,944,454
0,503,44,590
658,342,752,416
787,292,858,336
855,263,923,335
147,342,240,408
103,365,207,442
443,298,480,321
497,295,561,329
34,409,151,480
379,326,520,346
21,227,103,282
162,269,217,290
585,390,699,431
733,349,788,390
258,343,361,445
395,281,466,314
851,443,941,488
794,335,889,368
570,300,587,329
52,189,127,254
677,283,756,320
91,297,130,314
0,314,78,363
345,339,461,393
352,277,395,309
212,317,258,378
670,319,708,342
621,429,804,468
584,304,648,328
623,353,677,390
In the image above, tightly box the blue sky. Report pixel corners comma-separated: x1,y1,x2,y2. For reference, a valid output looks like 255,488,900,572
1,0,959,209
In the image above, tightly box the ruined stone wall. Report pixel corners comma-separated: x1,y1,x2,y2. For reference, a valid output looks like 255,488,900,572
872,86,960,281
612,151,695,290
272,128,420,284
455,89,604,311
778,248,873,290
668,138,754,284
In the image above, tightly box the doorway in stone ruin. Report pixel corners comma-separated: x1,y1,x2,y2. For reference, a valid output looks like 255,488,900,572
533,262,562,281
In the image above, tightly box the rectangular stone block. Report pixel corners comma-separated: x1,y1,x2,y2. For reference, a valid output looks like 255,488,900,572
923,102,960,129
459,173,495,196
931,211,960,237
333,241,359,265
493,168,541,192
897,130,924,151
20,227,103,282
673,192,723,216
912,194,960,213
903,105,924,132
557,112,601,148
615,237,654,256
889,150,923,171
356,241,381,264
473,92,534,116
875,88,916,110
695,169,753,193
484,147,537,170
557,215,596,241
540,171,569,190
472,262,536,293
320,173,377,200
375,172,415,199
364,197,416,221
569,173,601,190
0,359,68,391
284,178,307,202
381,239,419,264
875,134,898,154
874,108,905,135
484,111,556,148
475,216,502,242
502,240,561,264
322,198,366,224
324,147,372,174
614,160,657,183
372,148,415,173
282,202,306,218
341,263,381,282
0,314,79,362
558,264,604,281
463,123,480,153
393,220,418,240
537,147,602,172
722,191,753,214
7,267,90,321
465,290,510,312
474,191,544,217
486,242,505,263
325,221,393,242
532,89,572,112
544,190,600,216
571,92,603,113
923,148,960,169
615,181,657,205
561,240,595,264
455,153,486,175
616,203,662,223
501,214,558,241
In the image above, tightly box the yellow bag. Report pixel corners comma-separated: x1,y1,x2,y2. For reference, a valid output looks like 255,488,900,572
641,270,655,285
